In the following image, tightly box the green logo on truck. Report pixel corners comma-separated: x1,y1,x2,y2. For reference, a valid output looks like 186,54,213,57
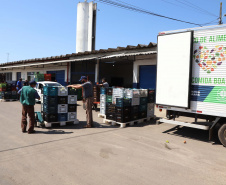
204,86,226,104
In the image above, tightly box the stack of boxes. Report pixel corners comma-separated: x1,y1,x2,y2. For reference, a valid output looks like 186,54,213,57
0,83,17,100
100,87,106,115
105,88,115,120
112,88,124,104
101,88,155,123
42,86,58,122
67,87,78,122
93,85,100,102
115,99,131,123
147,89,155,117
139,89,148,119
57,87,69,122
35,73,45,81
42,86,78,123
44,74,51,81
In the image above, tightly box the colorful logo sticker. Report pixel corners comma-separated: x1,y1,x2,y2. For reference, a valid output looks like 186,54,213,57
193,45,226,74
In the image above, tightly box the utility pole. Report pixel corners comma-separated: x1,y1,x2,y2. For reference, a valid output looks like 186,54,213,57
219,2,223,25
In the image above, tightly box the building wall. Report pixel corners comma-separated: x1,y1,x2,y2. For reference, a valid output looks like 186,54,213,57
133,54,157,88
0,64,69,83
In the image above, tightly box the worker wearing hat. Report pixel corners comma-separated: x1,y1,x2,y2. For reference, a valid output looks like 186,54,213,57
98,77,109,88
18,80,40,134
68,76,94,128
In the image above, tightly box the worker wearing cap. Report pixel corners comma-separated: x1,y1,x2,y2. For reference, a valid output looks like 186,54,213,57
99,77,109,88
18,80,40,134
68,76,94,128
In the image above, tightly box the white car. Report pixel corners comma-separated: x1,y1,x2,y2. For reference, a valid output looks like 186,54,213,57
35,81,63,102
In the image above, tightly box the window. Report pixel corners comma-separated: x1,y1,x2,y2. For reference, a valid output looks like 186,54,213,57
5,73,12,82
39,84,43,90
27,72,35,81
45,83,61,87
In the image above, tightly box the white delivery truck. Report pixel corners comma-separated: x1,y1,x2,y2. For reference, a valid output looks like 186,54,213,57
156,24,226,147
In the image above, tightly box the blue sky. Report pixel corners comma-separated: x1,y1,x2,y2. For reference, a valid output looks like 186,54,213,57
0,0,225,63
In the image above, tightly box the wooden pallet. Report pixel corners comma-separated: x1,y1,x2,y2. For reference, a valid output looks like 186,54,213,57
98,113,106,119
37,119,79,128
0,99,18,102
103,117,154,128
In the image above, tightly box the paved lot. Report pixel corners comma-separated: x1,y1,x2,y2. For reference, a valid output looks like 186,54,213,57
0,101,225,185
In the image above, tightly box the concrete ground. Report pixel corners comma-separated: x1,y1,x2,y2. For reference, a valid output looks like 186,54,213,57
0,101,225,185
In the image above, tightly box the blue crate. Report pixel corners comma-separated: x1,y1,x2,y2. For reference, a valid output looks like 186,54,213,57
43,104,58,114
100,87,106,94
58,113,68,122
43,86,58,96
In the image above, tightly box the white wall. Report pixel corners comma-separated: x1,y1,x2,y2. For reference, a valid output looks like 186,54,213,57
133,54,157,84
1,64,69,82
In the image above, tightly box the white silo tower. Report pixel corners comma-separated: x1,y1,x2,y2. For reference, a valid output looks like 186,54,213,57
76,0,97,53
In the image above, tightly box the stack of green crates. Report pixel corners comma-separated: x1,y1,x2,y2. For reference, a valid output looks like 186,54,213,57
35,73,45,81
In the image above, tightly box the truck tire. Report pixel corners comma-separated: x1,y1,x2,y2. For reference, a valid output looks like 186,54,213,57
218,124,226,147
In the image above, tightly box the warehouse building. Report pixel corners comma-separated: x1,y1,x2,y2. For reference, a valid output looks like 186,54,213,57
0,42,157,89
0,1,157,89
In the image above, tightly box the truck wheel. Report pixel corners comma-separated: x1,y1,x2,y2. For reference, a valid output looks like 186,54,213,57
218,124,226,147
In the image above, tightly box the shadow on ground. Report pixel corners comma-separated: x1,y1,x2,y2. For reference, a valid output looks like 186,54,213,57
35,130,73,134
162,125,221,145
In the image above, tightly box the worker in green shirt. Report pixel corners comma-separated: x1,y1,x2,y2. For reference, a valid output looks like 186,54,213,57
18,80,40,134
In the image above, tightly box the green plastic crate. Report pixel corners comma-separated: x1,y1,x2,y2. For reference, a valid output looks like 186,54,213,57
106,95,112,103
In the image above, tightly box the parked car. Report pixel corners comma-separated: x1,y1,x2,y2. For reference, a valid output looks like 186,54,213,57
35,81,62,102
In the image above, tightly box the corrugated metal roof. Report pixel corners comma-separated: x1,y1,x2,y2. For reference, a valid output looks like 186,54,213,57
0,42,157,67
0,51,157,69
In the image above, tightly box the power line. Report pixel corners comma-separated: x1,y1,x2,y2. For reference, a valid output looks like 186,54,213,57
175,0,218,18
96,0,203,26
201,19,219,26
160,0,218,17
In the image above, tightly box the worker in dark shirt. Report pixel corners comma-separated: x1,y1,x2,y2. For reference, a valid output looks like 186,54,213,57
68,76,94,128
23,80,29,86
18,80,40,134
98,77,109,88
